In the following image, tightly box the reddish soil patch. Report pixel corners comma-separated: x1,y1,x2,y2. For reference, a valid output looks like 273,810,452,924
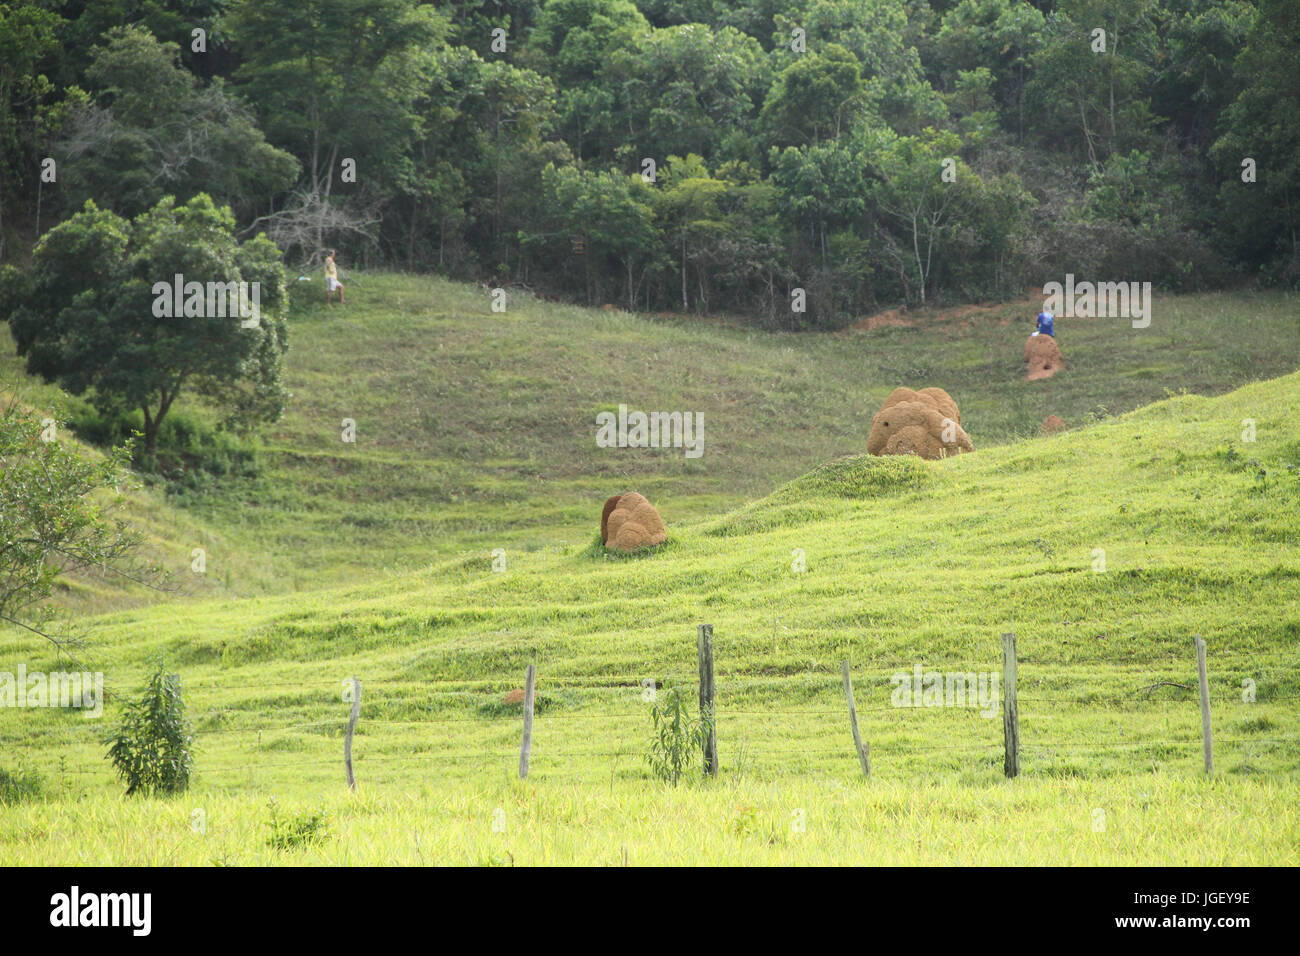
852,307,912,330
846,294,1042,335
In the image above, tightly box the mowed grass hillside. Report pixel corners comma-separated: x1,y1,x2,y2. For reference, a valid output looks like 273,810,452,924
2,371,1297,864
4,276,1295,596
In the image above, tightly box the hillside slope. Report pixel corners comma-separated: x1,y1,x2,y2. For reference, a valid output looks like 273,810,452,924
6,370,1298,774
6,276,1295,597
0,389,240,616
3,370,1298,864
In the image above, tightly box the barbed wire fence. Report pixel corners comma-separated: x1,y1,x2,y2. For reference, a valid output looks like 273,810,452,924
30,626,1300,785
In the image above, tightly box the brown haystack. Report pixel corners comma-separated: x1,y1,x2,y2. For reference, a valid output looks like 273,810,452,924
867,388,974,460
601,492,667,551
1024,334,1064,380
1041,415,1066,433
600,495,621,542
878,386,961,425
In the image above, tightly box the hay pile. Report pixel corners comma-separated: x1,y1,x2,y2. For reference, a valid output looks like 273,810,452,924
601,492,667,551
867,387,974,460
1024,334,1064,380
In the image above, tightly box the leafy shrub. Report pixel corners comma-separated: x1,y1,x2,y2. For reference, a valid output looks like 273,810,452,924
104,658,195,796
645,683,713,786
286,271,330,315
265,799,331,850
66,400,258,483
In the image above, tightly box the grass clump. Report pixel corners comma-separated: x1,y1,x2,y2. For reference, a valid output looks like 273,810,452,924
265,799,331,850
0,766,45,805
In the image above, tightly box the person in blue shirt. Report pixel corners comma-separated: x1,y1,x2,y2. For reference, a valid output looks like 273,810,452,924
1035,310,1055,337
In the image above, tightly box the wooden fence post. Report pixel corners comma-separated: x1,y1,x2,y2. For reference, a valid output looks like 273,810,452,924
1001,633,1019,778
345,676,361,790
697,624,718,777
841,661,870,777
519,663,537,779
1195,636,1213,775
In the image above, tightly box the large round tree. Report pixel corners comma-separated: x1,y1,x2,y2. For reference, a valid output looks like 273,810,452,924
1,194,289,454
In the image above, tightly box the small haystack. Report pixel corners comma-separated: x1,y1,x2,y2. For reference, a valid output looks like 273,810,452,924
867,388,974,460
1024,334,1064,380
601,492,667,551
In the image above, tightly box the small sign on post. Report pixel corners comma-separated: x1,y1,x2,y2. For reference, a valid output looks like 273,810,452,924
345,676,361,790
1002,633,1019,778
697,624,718,777
1194,636,1213,775
519,663,537,779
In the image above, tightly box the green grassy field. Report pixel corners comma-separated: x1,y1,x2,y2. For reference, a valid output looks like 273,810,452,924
2,296,1298,863
3,777,1293,865
4,275,1296,605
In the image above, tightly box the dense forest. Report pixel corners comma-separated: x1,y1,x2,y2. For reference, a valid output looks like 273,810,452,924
0,0,1296,327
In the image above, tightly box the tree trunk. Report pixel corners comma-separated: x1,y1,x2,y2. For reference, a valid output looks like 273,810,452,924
407,208,417,270
681,231,688,312
494,103,502,247
1109,21,1117,149
1079,97,1099,171
911,211,925,305
1017,61,1024,143
141,406,158,455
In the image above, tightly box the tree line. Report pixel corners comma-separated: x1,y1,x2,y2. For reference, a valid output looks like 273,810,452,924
1,0,1297,328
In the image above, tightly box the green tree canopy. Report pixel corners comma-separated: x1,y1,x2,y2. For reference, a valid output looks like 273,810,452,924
605,23,767,163
760,43,866,146
57,25,299,220
1,194,289,454
1211,0,1300,279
